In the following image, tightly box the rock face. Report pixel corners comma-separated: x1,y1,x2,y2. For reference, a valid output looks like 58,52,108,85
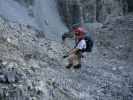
0,0,68,41
57,0,132,26
96,14,133,64
0,17,69,100
57,0,96,27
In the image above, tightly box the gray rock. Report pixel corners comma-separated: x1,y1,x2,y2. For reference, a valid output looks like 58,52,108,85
0,6,133,100
5,71,17,83
0,75,6,83
57,0,126,26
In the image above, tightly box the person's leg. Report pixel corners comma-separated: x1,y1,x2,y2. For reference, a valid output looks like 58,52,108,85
65,54,75,69
73,52,81,69
65,52,82,69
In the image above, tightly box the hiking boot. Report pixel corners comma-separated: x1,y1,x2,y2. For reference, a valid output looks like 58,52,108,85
73,64,81,69
65,64,72,69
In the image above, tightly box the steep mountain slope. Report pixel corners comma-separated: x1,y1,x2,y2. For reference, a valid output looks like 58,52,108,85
33,0,68,41
0,0,36,27
96,14,133,64
0,14,133,100
0,0,68,41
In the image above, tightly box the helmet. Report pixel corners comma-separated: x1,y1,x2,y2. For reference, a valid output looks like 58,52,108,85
73,27,87,36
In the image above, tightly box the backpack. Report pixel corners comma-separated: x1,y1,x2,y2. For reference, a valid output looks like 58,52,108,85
74,31,94,52
84,36,93,52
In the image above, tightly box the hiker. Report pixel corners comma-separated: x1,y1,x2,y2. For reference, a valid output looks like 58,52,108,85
63,27,87,69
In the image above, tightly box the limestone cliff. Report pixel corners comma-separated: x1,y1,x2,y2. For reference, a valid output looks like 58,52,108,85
57,0,132,26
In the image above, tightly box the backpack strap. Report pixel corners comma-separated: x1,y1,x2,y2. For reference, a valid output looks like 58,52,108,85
74,38,86,53
74,38,82,48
